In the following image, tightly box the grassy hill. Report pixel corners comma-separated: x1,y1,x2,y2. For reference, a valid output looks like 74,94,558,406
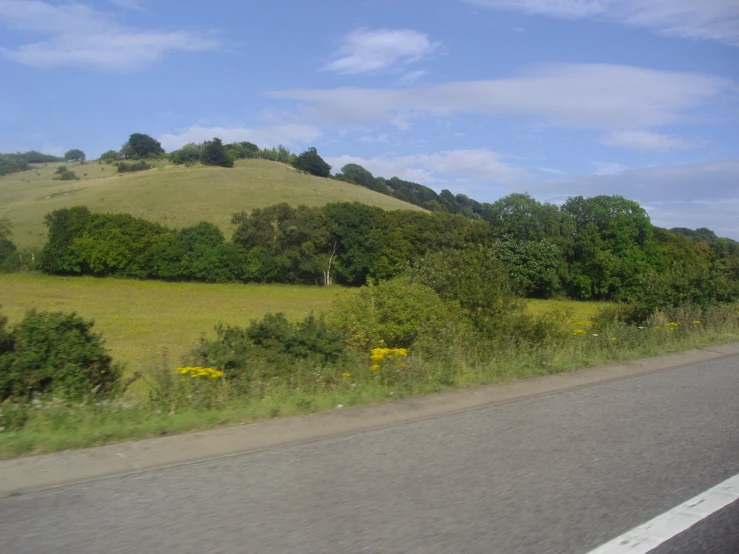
0,159,423,249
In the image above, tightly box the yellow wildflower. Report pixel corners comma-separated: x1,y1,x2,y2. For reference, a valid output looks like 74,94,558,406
692,320,701,325
573,329,586,336
176,366,224,379
611,337,617,342
342,372,352,378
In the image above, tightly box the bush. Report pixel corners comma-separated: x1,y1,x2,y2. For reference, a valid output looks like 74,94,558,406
409,246,522,338
0,309,122,401
58,170,79,181
327,278,472,352
117,161,152,173
99,150,121,163
190,313,347,381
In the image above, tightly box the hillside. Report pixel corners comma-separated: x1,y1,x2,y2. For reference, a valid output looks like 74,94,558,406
0,159,423,250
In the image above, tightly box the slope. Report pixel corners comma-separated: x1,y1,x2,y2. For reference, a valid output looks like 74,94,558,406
0,159,423,250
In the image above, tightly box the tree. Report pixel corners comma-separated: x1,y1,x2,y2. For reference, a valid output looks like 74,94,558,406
169,143,201,165
562,195,661,300
99,150,121,163
339,163,375,188
121,133,165,159
292,147,331,177
0,218,17,270
64,149,86,162
199,138,233,168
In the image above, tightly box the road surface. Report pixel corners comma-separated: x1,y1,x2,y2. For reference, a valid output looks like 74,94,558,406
1,354,738,553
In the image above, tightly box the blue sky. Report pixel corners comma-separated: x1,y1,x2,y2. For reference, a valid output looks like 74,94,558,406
1,0,738,237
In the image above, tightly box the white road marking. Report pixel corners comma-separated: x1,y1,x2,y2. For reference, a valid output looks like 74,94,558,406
587,473,739,553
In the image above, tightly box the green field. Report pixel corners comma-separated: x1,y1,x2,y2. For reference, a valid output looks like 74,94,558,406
0,273,614,371
0,273,347,370
0,159,422,250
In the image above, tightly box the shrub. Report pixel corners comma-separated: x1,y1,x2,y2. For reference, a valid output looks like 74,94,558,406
409,246,522,338
58,170,79,181
99,150,121,163
55,165,68,174
116,161,152,173
327,278,472,352
190,313,347,381
0,309,122,401
292,147,331,177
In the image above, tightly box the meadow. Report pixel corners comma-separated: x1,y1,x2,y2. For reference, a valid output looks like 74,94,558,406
0,273,346,370
0,159,421,250
0,273,616,371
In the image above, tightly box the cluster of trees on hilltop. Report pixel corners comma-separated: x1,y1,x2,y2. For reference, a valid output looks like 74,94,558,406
0,151,63,176
39,194,739,309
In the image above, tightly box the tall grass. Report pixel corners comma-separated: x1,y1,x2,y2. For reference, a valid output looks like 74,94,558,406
1,302,736,459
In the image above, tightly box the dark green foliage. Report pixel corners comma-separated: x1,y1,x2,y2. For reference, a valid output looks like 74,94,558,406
191,313,346,379
41,206,93,274
495,238,562,297
232,204,333,284
199,138,233,168
0,309,121,401
121,133,164,159
292,147,331,177
54,165,68,174
0,219,17,272
410,247,521,338
99,150,121,163
64,149,85,162
116,161,152,173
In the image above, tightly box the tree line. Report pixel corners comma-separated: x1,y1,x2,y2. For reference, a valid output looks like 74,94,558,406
37,194,739,309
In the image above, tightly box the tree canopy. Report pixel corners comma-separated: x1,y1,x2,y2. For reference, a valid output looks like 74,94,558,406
199,138,233,168
121,133,165,159
64,149,86,162
292,147,331,177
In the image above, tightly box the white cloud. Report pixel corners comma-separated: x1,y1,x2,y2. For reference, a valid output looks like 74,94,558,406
322,28,438,74
467,0,739,46
599,130,700,151
274,63,730,132
592,161,628,175
517,159,739,238
0,0,218,70
158,124,322,151
399,69,427,84
327,149,525,185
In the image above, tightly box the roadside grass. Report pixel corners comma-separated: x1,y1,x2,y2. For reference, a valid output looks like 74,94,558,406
1,299,736,459
0,159,422,250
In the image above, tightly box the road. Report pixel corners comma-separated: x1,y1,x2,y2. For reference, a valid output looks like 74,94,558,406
1,354,738,553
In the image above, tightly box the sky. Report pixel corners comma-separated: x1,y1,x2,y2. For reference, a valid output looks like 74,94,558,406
1,0,738,237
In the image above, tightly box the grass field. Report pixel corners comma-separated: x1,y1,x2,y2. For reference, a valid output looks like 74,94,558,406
0,159,422,250
0,273,614,371
0,273,347,370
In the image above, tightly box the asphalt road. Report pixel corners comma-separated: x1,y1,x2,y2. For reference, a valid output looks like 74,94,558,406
2,355,738,553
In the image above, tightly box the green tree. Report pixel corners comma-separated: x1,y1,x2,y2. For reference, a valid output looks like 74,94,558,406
292,147,331,177
64,149,86,162
410,246,521,338
99,150,121,163
0,218,17,270
562,195,661,300
339,163,375,188
169,143,202,165
121,133,165,159
200,138,233,168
